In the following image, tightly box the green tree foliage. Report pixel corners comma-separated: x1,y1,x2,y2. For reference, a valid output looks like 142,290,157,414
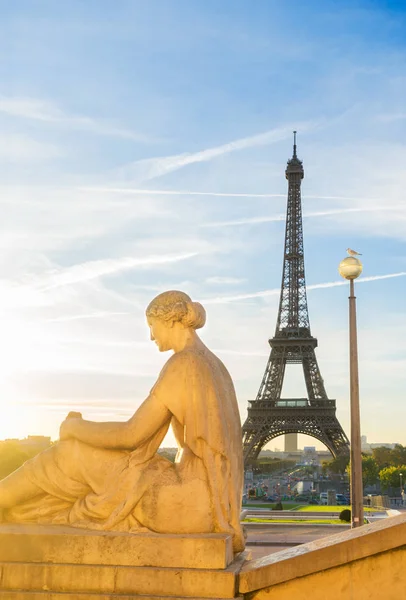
253,459,295,475
361,455,380,487
379,465,406,491
345,455,380,487
0,441,29,479
0,439,52,479
372,446,395,469
372,445,406,469
391,445,406,467
339,508,351,523
324,454,350,475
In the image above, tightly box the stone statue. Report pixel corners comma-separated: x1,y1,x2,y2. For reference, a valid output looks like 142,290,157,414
0,291,245,552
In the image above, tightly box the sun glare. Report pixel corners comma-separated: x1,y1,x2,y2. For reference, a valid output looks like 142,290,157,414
0,314,51,441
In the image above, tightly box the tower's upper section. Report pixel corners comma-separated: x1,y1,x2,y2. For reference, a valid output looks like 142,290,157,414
285,131,304,179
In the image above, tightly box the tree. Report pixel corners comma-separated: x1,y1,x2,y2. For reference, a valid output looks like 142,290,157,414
339,509,351,523
372,446,394,470
345,455,379,488
379,465,406,491
361,455,380,487
391,445,406,467
0,441,29,479
371,445,406,470
324,455,349,475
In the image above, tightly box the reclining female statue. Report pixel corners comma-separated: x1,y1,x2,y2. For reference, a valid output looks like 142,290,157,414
0,290,245,553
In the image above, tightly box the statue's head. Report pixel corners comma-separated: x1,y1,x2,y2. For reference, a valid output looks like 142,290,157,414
146,290,206,352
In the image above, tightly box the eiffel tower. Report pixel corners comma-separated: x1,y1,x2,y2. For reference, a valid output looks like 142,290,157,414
242,133,349,463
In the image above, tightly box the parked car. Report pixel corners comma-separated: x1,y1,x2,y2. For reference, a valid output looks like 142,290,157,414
320,492,347,505
295,495,311,503
319,493,328,505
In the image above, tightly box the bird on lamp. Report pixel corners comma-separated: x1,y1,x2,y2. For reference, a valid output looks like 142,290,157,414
346,248,362,256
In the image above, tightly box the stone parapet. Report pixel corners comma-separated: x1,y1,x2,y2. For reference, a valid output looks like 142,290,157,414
0,524,246,599
238,512,406,595
0,594,243,600
0,524,233,570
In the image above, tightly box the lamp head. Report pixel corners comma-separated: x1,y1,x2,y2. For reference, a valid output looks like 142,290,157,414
338,256,363,280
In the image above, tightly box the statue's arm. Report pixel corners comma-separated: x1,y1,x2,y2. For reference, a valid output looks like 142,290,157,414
60,394,171,450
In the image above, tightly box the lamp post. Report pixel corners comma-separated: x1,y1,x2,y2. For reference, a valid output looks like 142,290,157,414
339,256,364,528
400,473,403,505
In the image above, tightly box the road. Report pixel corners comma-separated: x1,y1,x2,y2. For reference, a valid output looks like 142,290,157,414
245,522,350,559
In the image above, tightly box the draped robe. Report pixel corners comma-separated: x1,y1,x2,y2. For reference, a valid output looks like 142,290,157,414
5,346,245,553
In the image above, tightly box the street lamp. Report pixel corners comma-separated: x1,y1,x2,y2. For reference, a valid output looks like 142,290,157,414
339,256,364,528
400,473,403,505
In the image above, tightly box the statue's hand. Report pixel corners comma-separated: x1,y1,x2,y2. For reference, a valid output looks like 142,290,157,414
59,414,82,441
66,411,82,419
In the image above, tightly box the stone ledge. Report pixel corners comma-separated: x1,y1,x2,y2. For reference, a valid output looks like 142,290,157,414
0,593,243,600
238,512,406,594
0,524,233,570
0,554,248,599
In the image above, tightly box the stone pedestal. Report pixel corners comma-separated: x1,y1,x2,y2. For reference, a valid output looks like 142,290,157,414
0,525,246,599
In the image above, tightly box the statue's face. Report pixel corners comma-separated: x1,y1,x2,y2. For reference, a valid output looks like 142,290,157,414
148,317,173,352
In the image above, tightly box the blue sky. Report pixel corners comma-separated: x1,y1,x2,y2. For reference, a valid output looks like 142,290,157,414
1,0,405,449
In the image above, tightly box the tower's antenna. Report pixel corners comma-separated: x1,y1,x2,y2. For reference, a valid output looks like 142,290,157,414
293,130,297,158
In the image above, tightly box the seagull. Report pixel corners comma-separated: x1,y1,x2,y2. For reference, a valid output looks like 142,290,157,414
346,248,362,256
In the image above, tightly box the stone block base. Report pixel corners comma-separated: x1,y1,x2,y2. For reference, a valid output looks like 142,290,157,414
0,594,243,600
0,524,233,569
0,525,246,599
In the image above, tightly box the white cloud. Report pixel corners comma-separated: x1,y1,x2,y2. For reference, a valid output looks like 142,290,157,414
376,112,406,122
206,276,246,285
47,311,131,323
0,95,149,141
0,186,170,253
38,252,200,291
0,134,62,161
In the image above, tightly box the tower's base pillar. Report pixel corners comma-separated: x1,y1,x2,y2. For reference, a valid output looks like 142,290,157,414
284,433,298,452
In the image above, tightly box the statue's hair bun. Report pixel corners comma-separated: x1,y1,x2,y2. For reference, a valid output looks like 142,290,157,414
181,301,206,330
146,291,206,330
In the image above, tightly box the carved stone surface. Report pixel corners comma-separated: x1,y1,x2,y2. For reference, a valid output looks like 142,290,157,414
0,291,245,554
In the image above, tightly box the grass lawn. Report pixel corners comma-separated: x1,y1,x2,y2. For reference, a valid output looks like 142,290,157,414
243,517,344,525
244,502,302,510
297,505,379,513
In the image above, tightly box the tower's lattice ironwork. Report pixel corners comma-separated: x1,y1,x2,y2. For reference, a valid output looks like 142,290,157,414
242,133,349,463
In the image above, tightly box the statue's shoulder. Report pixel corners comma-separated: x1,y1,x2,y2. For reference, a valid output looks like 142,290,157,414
163,347,205,373
155,351,201,393
160,349,192,374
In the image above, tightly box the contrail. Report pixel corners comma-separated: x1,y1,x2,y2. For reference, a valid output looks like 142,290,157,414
204,272,406,304
47,311,131,323
202,206,404,227
39,252,199,291
81,187,287,198
80,186,388,205
110,119,320,183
